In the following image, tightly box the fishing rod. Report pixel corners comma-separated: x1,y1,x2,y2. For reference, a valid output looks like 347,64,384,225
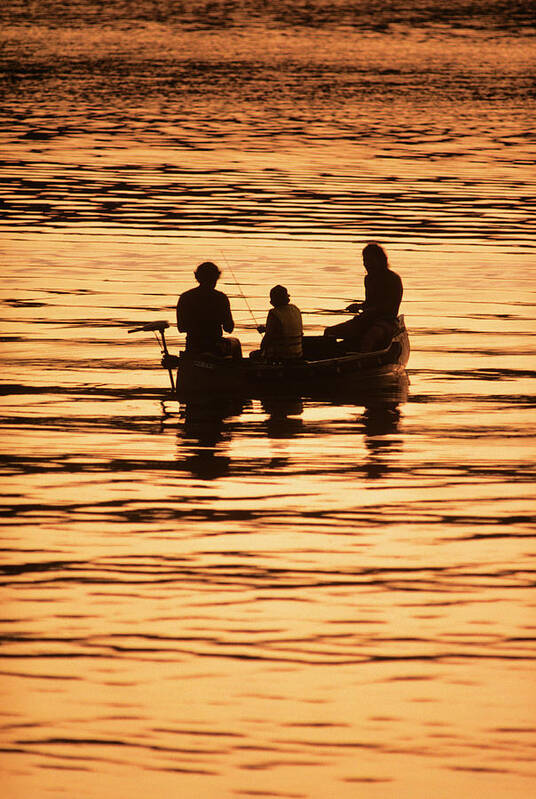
219,249,258,327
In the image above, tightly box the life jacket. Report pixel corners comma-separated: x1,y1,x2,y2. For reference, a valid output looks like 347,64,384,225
264,304,303,359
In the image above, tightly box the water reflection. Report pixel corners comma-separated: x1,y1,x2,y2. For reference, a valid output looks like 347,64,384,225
356,373,408,478
2,1,535,794
174,372,408,480
178,397,246,479
261,396,304,440
176,395,307,480
361,403,403,480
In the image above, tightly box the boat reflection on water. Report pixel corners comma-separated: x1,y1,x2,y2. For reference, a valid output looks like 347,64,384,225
260,396,304,439
328,370,408,480
179,397,247,480
174,371,408,480
360,402,403,479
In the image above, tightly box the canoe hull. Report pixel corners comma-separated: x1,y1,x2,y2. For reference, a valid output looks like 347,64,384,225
175,317,410,401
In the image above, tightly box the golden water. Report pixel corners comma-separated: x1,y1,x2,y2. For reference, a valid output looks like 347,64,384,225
1,3,535,797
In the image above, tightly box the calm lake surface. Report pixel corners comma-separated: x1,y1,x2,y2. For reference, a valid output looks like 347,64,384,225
1,2,535,797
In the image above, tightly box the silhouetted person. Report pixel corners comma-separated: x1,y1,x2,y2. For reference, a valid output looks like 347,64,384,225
177,261,241,358
324,243,403,352
250,285,303,361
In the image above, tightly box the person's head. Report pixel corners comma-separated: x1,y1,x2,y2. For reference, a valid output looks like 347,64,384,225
270,285,290,307
362,243,388,273
195,261,221,287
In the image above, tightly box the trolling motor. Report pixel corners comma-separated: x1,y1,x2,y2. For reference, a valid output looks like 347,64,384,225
128,320,180,392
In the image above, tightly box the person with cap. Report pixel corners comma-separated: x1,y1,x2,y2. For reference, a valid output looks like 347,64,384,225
177,261,241,358
323,242,403,352
251,285,303,361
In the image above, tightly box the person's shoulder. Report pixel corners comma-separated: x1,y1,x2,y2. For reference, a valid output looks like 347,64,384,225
214,288,230,303
179,286,197,300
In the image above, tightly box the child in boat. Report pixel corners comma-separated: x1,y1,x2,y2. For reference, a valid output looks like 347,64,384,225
250,285,303,361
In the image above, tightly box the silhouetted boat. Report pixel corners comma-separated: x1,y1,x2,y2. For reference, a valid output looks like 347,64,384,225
129,316,409,400
146,315,410,400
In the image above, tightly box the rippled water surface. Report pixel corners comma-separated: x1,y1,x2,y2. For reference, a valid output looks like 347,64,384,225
1,1,535,797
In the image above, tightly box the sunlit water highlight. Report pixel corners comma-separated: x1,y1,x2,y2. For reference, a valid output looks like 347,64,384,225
1,2,535,797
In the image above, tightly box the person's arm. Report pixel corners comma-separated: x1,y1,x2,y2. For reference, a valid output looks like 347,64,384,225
362,274,374,312
222,295,234,334
392,273,403,314
259,309,282,349
263,309,281,343
176,296,187,332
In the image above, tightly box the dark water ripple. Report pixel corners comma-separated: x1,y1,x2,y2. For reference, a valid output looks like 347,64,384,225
2,163,535,244
1,0,536,31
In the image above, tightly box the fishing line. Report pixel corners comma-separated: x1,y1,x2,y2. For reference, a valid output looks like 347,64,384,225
219,249,258,327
